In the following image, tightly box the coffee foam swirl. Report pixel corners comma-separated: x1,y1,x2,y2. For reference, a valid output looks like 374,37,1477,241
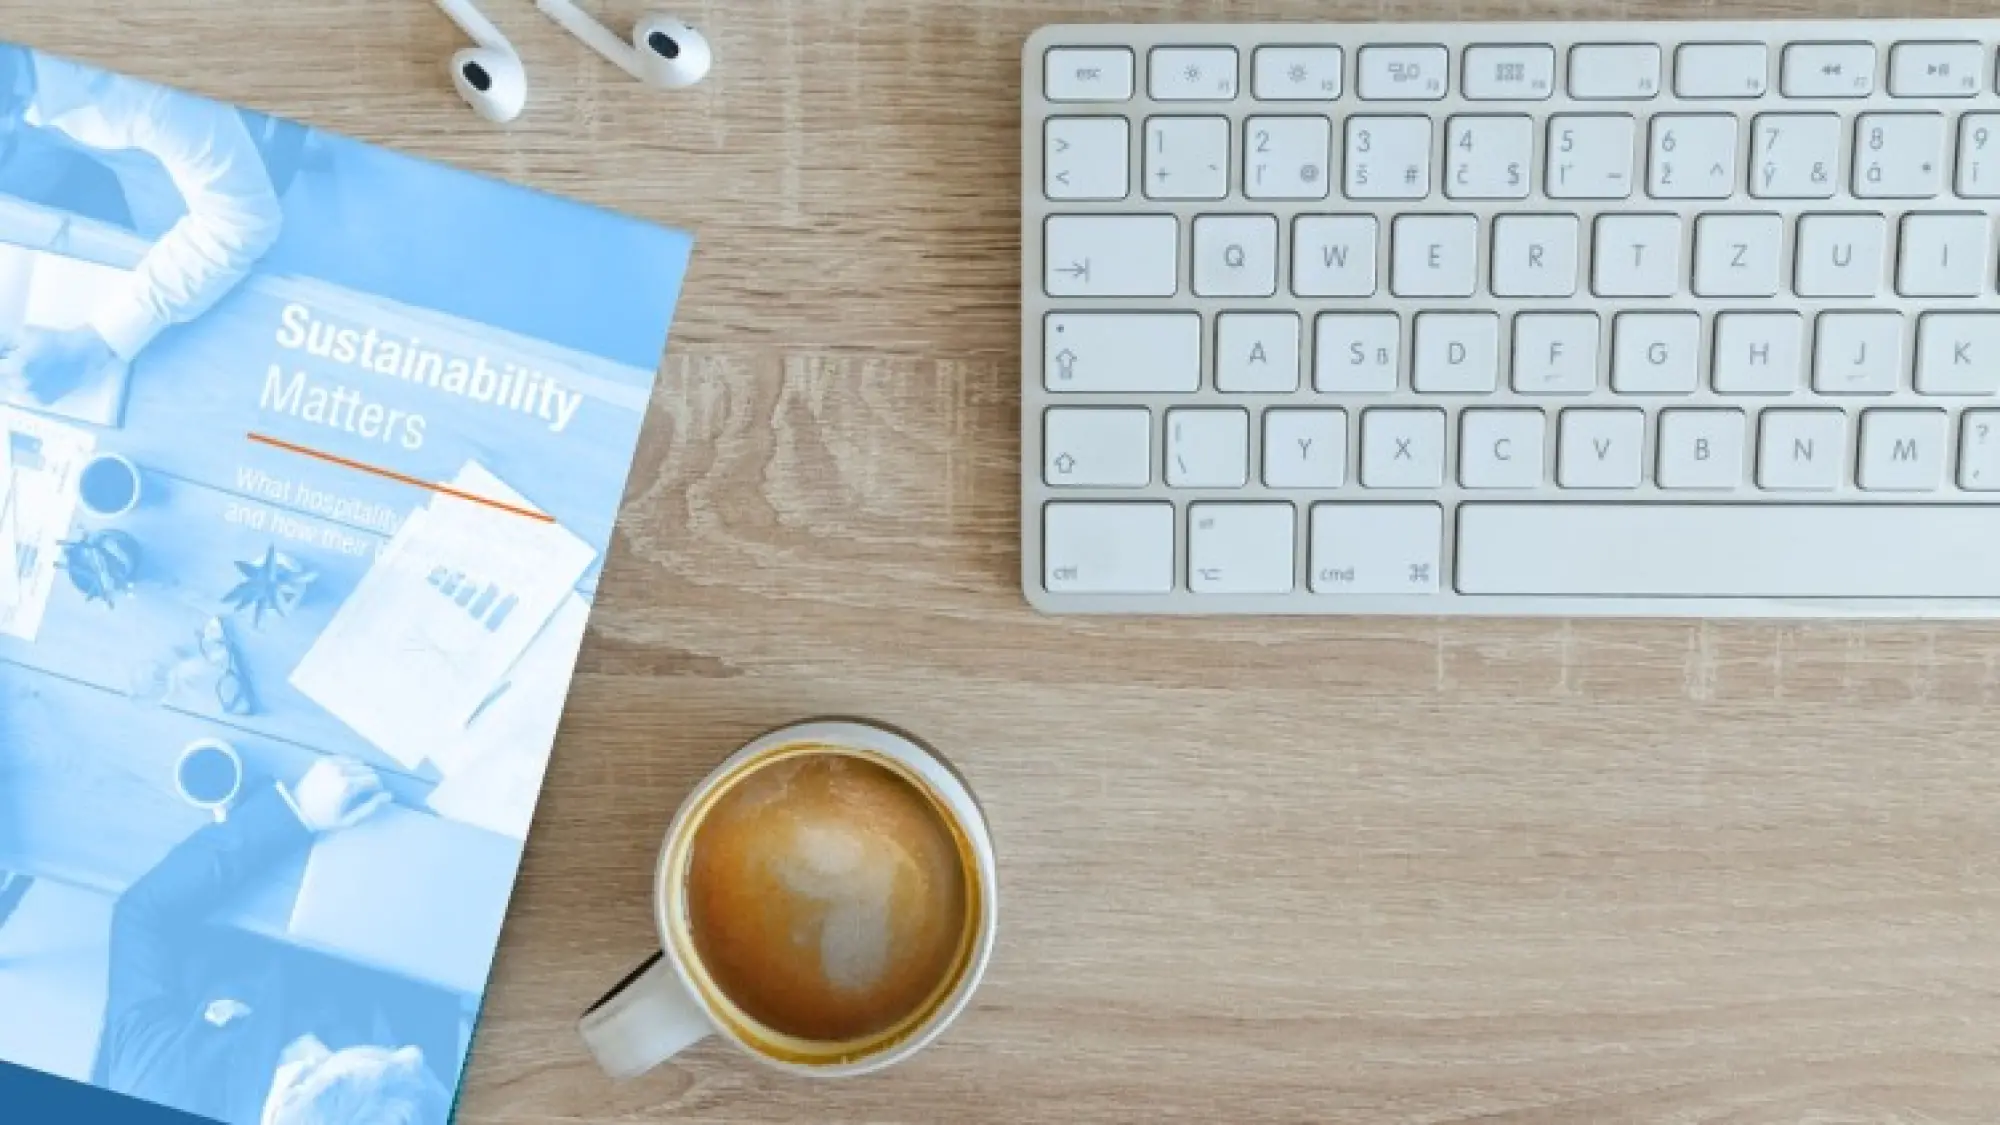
683,752,970,1044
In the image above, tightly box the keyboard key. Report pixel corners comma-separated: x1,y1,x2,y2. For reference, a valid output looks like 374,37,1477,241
1043,503,1173,594
1491,214,1579,296
1044,408,1152,486
1915,312,2000,395
1592,213,1681,296
1512,313,1599,394
1568,44,1660,99
1445,115,1533,199
1044,312,1200,392
1462,44,1555,100
1263,409,1347,488
1459,409,1546,488
1044,215,1178,297
1315,313,1401,393
1674,43,1768,98
1292,216,1378,296
1192,214,1278,297
1357,45,1448,99
1557,409,1645,488
1045,48,1135,102
1794,213,1886,297
1656,409,1746,489
1244,115,1332,199
1546,114,1635,198
1189,503,1296,593
1412,312,1500,393
1887,41,1982,97
1897,213,1990,297
1647,114,1736,199
1165,408,1250,487
1345,116,1432,198
1780,43,1876,98
1390,214,1477,296
1813,312,1904,394
1960,410,2000,489
1693,213,1783,297
1151,46,1239,100
1858,410,1948,491
1712,312,1803,394
1757,410,1846,490
1455,504,2000,597
1215,312,1301,393
1308,503,1443,594
1959,114,2000,197
1045,118,1129,200
1145,117,1230,199
1749,113,1840,198
1361,408,1446,487
1253,46,1341,100
1611,311,1700,393
1854,113,1945,198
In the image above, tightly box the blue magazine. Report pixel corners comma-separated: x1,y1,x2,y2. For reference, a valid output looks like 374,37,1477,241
0,42,691,1124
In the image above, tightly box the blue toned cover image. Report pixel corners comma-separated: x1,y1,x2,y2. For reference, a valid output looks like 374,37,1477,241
0,41,691,1125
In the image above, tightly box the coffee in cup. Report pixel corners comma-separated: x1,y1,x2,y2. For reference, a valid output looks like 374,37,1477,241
77,452,142,519
580,719,997,1079
175,738,243,823
684,750,973,1046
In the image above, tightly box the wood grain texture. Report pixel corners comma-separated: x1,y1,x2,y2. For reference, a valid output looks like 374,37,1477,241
7,1,2000,1120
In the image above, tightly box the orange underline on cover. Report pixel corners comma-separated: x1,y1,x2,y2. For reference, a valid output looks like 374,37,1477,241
245,433,556,524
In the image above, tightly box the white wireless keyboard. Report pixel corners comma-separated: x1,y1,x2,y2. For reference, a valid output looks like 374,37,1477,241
1021,20,2000,618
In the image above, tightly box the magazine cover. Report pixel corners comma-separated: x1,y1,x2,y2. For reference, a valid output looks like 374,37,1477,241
0,41,692,1124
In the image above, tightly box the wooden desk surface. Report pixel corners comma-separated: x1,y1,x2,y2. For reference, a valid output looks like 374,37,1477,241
9,2,2000,1121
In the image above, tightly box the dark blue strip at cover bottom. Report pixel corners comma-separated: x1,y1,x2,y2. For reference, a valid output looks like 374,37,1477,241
1,1059,214,1124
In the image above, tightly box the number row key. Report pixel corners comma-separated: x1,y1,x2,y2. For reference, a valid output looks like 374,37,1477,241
1048,111,2000,202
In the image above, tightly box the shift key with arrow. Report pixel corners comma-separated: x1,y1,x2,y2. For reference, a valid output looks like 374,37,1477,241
1045,117,1131,201
1043,407,1153,487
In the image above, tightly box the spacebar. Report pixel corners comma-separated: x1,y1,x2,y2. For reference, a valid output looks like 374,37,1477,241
1457,504,2000,598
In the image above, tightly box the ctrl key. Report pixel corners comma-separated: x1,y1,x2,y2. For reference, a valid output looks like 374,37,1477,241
1309,503,1443,594
1043,502,1174,594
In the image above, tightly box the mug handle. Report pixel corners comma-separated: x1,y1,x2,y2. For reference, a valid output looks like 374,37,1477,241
578,953,712,1080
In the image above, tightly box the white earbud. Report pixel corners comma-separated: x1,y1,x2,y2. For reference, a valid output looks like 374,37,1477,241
434,0,527,122
536,0,712,89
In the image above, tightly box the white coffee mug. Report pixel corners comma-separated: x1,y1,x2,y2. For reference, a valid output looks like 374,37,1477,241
578,719,998,1080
